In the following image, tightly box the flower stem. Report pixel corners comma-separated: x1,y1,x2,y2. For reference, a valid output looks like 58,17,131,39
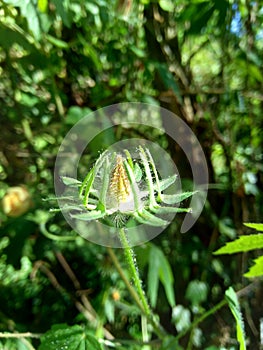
116,228,166,340
118,227,151,316
107,247,145,313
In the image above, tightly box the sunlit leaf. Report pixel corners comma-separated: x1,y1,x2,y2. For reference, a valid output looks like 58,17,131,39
214,234,263,255
244,256,263,278
38,0,48,13
159,0,174,12
244,223,263,232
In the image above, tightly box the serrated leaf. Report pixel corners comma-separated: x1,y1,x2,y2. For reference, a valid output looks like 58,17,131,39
39,325,102,350
244,256,263,278
71,210,104,221
244,223,263,232
225,287,246,350
214,234,263,255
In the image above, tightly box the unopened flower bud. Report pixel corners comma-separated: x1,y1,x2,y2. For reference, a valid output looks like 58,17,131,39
2,186,32,217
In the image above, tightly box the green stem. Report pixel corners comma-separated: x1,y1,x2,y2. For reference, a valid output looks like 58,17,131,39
107,247,145,313
0,332,42,339
118,227,151,316
115,228,166,340
175,299,227,342
40,223,76,241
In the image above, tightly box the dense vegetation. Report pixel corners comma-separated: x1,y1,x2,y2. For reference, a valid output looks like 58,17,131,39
0,0,262,349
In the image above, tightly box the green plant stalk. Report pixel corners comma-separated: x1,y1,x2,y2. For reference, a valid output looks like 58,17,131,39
118,227,151,316
108,233,166,340
117,228,166,340
107,247,145,313
0,332,42,338
40,223,76,241
175,299,227,341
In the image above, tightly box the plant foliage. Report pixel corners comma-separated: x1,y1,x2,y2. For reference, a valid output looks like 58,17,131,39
215,223,263,278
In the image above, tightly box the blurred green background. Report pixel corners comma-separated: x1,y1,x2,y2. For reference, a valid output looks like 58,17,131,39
0,0,262,349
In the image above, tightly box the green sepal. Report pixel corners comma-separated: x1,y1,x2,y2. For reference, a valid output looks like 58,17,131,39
152,206,192,214
133,209,168,226
81,168,95,206
161,191,197,204
60,176,82,186
71,210,105,221
156,174,177,192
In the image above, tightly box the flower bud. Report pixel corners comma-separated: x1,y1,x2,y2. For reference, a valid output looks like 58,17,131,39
2,186,32,217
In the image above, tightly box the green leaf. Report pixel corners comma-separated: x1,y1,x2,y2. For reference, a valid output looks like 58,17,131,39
65,106,92,125
225,287,246,350
38,0,48,12
172,305,191,332
147,245,175,308
244,223,263,231
81,168,96,205
214,234,263,255
45,34,69,49
24,2,42,40
104,298,115,323
147,246,159,308
185,280,208,306
159,0,174,12
179,2,215,35
244,256,263,278
52,0,71,27
134,163,143,182
155,63,182,102
162,336,183,350
0,23,34,50
39,324,102,350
